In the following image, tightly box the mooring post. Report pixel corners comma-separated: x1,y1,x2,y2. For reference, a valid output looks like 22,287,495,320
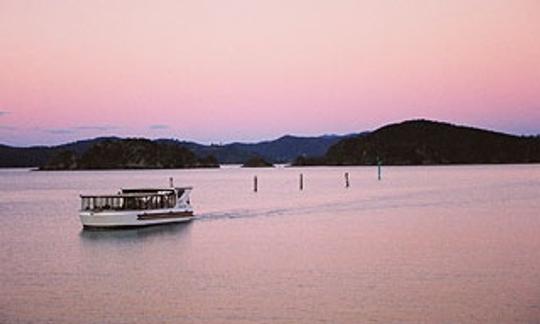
345,172,350,188
169,177,174,188
299,173,304,191
377,160,382,181
254,175,258,192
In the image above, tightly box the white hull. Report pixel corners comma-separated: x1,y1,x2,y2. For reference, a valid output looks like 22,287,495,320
80,207,194,228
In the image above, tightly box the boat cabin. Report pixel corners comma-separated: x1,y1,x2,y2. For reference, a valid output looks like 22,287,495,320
80,188,190,212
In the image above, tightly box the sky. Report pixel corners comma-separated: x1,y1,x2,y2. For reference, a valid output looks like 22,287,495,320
0,0,539,146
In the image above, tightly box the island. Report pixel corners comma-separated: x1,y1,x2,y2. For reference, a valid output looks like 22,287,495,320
242,156,274,168
293,119,540,166
40,138,219,170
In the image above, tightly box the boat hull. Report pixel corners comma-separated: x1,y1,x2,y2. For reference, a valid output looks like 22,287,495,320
80,208,194,228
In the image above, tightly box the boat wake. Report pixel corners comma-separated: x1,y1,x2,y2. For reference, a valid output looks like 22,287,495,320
193,183,517,222
195,207,293,221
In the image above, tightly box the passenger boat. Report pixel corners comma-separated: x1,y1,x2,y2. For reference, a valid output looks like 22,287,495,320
79,185,194,228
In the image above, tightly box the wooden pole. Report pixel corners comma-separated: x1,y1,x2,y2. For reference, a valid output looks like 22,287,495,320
377,161,382,180
345,172,350,188
254,175,258,192
299,173,304,191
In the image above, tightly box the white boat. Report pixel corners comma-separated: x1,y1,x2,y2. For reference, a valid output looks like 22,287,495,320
79,186,194,228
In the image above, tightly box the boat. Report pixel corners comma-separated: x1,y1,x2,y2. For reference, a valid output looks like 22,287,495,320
79,185,194,228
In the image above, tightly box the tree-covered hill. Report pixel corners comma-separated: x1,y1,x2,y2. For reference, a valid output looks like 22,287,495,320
242,156,274,168
40,138,219,170
1,134,353,167
0,137,119,168
314,120,540,165
157,134,353,164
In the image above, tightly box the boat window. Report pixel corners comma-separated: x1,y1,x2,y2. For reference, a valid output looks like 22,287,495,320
81,193,176,211
81,198,91,210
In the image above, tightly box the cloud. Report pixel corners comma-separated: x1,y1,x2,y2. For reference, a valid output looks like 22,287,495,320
75,125,119,131
40,125,120,135
44,128,76,134
0,111,10,116
149,124,169,130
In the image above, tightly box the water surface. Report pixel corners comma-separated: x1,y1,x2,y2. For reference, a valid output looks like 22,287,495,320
1,165,540,323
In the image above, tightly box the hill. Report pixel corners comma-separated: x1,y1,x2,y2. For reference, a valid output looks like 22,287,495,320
157,134,352,164
1,134,353,167
308,120,540,165
40,138,219,170
7,120,539,168
0,137,119,168
0,144,53,167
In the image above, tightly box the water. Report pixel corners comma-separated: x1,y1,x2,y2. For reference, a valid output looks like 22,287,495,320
1,165,540,323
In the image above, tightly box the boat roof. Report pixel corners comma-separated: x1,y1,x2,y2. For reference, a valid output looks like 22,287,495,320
121,187,193,193
121,188,174,193
80,192,172,199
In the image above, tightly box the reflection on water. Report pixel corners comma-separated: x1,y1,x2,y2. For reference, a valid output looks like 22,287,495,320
79,222,193,243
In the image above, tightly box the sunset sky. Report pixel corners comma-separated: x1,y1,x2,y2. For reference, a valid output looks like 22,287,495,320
1,0,539,146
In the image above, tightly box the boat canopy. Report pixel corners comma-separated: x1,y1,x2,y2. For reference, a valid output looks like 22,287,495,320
121,187,193,193
121,188,174,194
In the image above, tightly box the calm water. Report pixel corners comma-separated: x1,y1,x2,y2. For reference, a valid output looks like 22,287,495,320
1,165,540,323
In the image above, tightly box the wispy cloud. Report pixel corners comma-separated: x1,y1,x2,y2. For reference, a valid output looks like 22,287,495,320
0,125,16,131
0,111,10,116
149,124,169,130
75,125,119,131
41,125,119,135
44,128,76,135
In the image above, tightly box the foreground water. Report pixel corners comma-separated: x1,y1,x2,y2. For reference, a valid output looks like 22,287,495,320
1,165,540,323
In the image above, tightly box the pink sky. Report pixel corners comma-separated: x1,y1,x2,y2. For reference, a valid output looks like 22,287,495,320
0,0,539,146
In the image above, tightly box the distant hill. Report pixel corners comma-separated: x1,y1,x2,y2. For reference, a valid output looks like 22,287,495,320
157,134,353,164
9,120,539,168
0,144,52,167
232,135,352,162
0,134,353,168
294,120,540,165
40,138,219,170
244,134,351,162
0,137,119,168
155,140,259,164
